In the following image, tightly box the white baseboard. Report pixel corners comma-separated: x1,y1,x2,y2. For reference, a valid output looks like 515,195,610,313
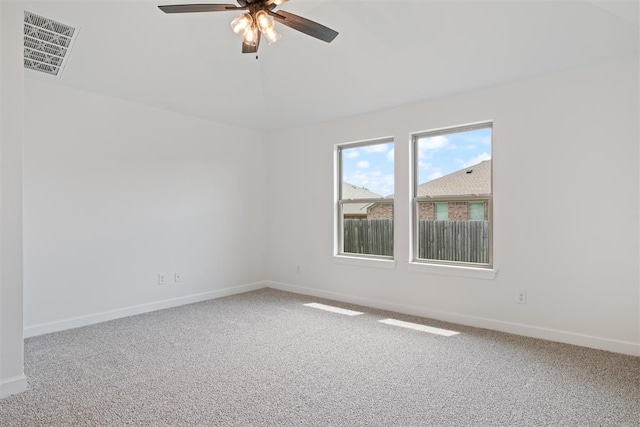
266,281,640,357
22,279,640,357
0,374,27,399
24,281,266,338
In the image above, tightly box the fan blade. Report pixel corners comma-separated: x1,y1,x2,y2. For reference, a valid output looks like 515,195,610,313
158,4,240,14
265,0,289,6
268,10,338,43
242,31,260,54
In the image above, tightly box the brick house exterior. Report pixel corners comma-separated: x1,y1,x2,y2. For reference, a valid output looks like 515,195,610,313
366,203,393,219
367,160,491,220
341,183,382,219
415,201,488,220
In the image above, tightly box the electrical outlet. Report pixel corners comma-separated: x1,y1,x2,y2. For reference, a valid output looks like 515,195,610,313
158,274,166,286
174,272,181,283
517,291,527,304
296,265,301,274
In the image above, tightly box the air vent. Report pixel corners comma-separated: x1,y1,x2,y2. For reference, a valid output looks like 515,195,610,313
24,11,77,77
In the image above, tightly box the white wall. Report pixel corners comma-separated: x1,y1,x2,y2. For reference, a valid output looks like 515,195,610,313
14,24,640,380
266,55,640,356
23,80,268,334
0,1,27,398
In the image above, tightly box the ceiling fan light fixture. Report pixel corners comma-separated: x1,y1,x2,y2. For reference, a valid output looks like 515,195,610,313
262,26,281,44
230,13,252,35
158,1,339,54
255,10,274,32
243,24,258,46
255,10,280,43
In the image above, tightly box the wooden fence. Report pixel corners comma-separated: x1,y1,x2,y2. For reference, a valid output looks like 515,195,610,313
343,219,393,256
343,219,489,263
418,220,489,263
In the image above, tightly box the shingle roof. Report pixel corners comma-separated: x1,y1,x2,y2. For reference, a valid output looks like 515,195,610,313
342,183,381,215
417,160,491,197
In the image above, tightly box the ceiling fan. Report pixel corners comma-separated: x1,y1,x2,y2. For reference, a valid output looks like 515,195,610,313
158,0,338,54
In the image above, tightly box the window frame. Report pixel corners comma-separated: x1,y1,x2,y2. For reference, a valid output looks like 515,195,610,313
411,122,493,268
336,138,395,260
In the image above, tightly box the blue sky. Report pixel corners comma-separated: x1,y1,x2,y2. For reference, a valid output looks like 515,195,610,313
342,127,491,197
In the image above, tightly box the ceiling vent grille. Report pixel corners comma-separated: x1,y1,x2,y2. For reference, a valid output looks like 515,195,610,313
24,11,77,77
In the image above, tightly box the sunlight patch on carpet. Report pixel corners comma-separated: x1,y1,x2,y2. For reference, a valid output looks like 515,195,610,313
303,303,364,316
379,318,460,336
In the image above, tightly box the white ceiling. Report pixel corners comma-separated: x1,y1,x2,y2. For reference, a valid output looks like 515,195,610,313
23,0,639,131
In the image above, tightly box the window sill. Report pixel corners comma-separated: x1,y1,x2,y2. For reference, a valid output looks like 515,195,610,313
333,255,396,270
408,262,498,280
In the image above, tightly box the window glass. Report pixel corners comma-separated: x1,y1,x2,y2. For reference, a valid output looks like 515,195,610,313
469,202,484,221
413,125,492,266
435,203,448,220
338,140,394,258
340,143,394,200
416,127,491,186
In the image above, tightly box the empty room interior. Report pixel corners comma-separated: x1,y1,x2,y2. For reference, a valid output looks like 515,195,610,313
1,0,639,425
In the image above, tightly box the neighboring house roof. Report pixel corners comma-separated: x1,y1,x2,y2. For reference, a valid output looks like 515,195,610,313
342,183,382,215
417,160,491,197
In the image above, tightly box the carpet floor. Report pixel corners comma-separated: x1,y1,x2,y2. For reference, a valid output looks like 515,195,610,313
1,288,639,426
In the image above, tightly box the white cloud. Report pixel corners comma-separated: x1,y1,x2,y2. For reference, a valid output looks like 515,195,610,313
363,143,390,153
428,171,444,181
346,170,394,196
387,148,394,162
418,135,454,161
346,170,370,188
418,162,442,182
459,132,491,145
418,161,432,171
372,174,395,196
421,135,449,150
474,135,491,145
458,152,491,169
357,160,370,169
345,150,359,159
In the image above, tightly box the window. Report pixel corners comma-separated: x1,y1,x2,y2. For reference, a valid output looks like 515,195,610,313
413,123,492,267
468,202,485,221
435,203,449,220
337,139,394,258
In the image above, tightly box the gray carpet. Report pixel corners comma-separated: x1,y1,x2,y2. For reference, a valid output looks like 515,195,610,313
1,288,639,426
